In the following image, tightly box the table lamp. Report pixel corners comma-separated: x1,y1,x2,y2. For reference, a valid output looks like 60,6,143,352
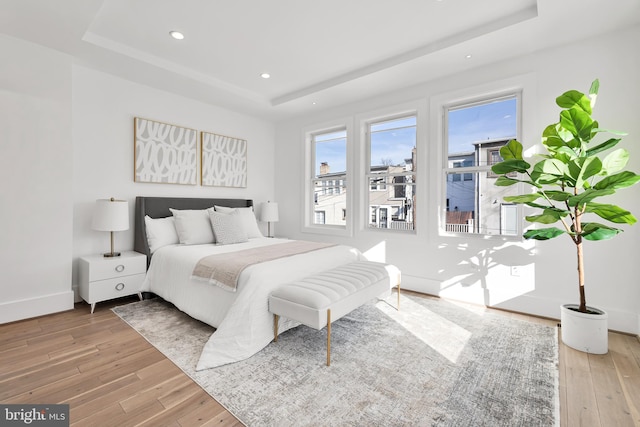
92,197,129,257
260,201,279,238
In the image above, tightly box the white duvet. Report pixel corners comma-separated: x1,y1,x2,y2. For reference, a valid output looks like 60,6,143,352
141,238,362,370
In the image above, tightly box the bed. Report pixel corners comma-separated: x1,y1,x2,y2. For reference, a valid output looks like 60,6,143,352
134,196,363,370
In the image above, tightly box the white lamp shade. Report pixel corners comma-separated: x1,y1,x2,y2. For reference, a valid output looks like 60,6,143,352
260,202,279,222
92,198,129,231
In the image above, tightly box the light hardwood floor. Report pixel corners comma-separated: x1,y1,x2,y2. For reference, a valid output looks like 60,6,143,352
1,294,639,426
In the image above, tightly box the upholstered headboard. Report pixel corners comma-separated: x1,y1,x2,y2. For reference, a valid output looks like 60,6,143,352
134,196,253,263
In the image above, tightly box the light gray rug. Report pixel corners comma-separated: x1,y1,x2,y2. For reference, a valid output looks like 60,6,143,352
112,293,558,427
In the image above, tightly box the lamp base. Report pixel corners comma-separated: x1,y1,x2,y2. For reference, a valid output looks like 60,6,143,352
103,252,121,258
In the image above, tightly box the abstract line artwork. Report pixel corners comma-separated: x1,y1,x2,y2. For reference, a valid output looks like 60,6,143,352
201,131,247,188
134,117,197,185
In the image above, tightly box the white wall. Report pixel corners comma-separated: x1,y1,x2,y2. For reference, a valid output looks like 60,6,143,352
275,25,640,334
0,35,75,322
72,65,276,297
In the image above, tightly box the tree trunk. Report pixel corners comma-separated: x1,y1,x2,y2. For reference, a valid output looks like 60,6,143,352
577,240,586,312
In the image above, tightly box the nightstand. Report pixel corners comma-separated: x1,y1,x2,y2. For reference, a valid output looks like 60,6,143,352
79,251,146,313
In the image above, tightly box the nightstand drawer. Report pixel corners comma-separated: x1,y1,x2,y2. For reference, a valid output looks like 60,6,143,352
83,273,145,303
84,253,146,281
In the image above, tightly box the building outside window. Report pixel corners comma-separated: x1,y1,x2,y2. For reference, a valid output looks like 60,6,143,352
366,115,417,232
310,129,347,228
444,95,521,236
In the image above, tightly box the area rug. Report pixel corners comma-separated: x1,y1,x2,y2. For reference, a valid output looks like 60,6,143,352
112,293,559,426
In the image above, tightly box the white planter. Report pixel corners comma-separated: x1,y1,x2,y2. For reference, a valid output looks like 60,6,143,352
560,304,608,354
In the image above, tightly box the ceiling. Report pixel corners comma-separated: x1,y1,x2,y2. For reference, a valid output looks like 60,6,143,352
1,0,639,121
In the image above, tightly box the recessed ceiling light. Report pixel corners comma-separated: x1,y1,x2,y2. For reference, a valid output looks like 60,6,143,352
260,73,271,79
465,54,473,59
169,31,185,40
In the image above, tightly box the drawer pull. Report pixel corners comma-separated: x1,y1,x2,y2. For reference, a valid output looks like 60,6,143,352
115,264,125,273
115,283,125,291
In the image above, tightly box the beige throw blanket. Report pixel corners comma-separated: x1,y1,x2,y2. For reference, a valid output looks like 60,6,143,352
192,240,336,291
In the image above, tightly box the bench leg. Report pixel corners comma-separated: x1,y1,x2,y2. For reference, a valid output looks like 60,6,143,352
397,277,401,311
273,314,279,342
327,309,331,366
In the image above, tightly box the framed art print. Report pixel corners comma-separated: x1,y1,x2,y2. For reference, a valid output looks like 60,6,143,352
134,117,197,185
201,131,247,187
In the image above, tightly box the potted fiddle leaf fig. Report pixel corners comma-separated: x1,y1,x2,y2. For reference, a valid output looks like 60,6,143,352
491,79,640,354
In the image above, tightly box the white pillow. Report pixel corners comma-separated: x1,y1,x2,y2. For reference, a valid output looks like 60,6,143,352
144,215,179,253
214,205,263,238
208,210,248,245
169,208,215,245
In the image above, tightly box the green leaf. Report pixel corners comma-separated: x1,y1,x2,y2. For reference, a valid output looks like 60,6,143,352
504,194,541,203
591,128,627,137
542,124,579,150
541,190,572,201
594,171,640,190
568,157,602,188
494,176,520,186
530,159,568,185
567,188,615,206
601,148,629,175
556,89,592,114
589,79,600,108
585,138,621,157
581,222,621,241
491,159,530,175
523,227,565,240
560,108,595,142
585,203,637,225
524,201,553,210
498,139,524,160
553,146,579,162
525,209,568,224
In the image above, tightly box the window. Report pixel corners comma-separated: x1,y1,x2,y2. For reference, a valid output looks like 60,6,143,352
307,127,348,230
443,95,520,236
366,115,416,232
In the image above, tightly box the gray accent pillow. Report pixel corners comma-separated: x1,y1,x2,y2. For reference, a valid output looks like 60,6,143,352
208,209,248,245
214,205,263,238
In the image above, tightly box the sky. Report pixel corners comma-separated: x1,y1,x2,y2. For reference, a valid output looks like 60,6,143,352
448,97,517,154
314,98,517,176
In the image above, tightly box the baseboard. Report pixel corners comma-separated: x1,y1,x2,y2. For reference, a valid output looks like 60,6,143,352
401,274,639,335
0,291,75,324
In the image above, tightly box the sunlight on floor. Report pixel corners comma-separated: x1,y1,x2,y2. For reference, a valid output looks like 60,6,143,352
376,295,471,363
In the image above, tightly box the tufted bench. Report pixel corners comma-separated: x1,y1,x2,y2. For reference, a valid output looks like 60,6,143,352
268,261,401,366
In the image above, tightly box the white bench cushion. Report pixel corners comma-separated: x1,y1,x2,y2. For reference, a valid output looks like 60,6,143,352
269,261,400,330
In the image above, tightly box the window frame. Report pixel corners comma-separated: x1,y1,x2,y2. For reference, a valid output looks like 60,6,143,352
302,119,353,237
431,75,535,239
363,112,418,234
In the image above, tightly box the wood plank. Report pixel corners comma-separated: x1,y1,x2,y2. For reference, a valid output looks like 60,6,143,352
561,339,600,426
158,377,204,409
77,399,165,427
136,358,183,380
70,401,126,427
176,398,233,427
66,373,140,410
588,352,634,426
609,333,640,426
137,389,223,427
119,374,190,413
5,372,104,405
95,347,166,384
0,365,81,401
